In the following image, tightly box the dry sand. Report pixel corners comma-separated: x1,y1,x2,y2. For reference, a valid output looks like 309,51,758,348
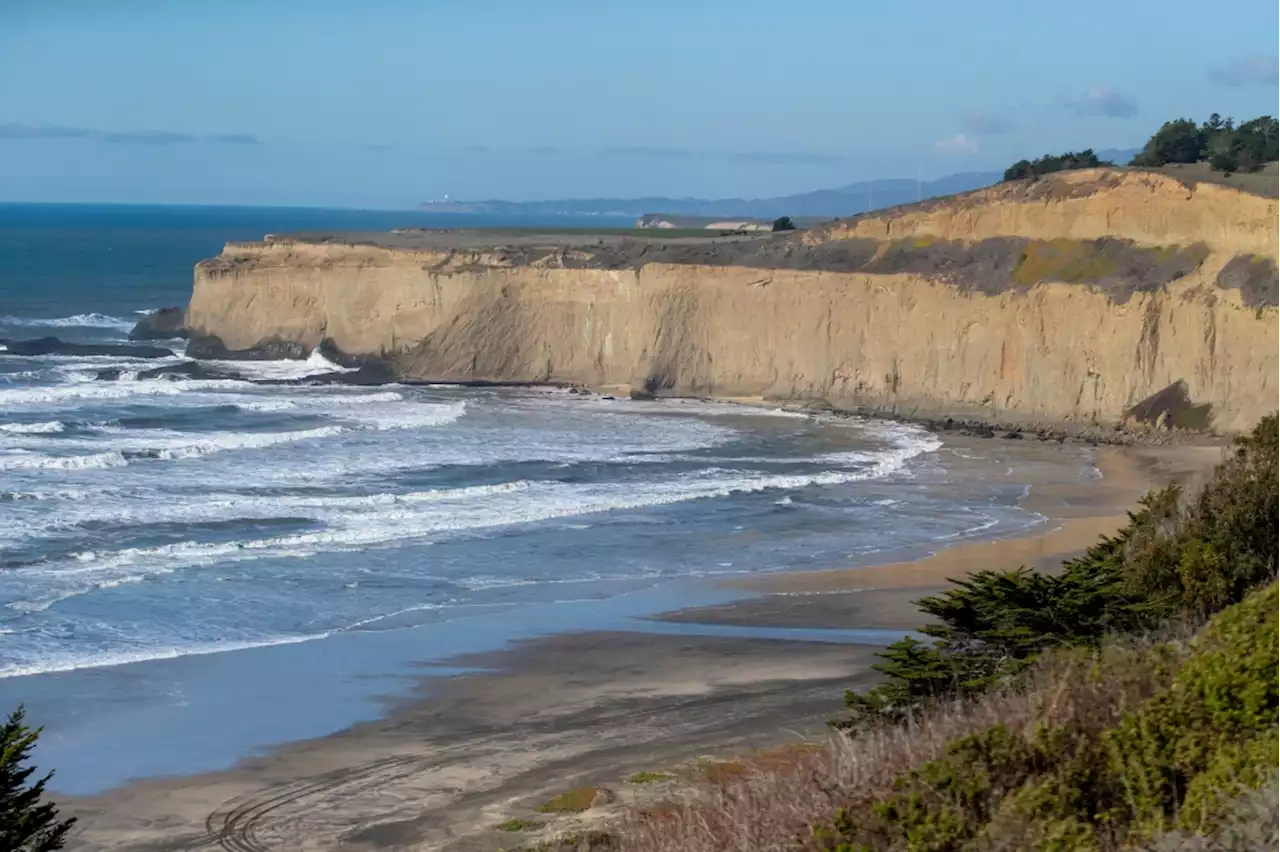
62,439,1225,852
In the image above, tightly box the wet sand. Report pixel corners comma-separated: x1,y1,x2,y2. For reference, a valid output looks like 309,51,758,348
65,633,886,852
62,439,1224,852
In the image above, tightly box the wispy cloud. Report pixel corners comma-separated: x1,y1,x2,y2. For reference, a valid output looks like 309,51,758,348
464,144,491,154
961,111,1015,136
1065,86,1138,118
934,133,979,153
0,123,261,145
1208,55,1279,87
595,146,848,165
728,150,847,165
207,133,261,146
101,130,197,145
0,123,95,140
597,145,692,160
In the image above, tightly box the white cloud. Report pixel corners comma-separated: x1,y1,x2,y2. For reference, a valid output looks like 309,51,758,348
934,133,979,153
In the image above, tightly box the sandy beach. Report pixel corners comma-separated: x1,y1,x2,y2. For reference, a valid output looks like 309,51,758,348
61,437,1225,852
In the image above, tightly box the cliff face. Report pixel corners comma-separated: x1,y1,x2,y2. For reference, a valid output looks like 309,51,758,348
188,169,1279,433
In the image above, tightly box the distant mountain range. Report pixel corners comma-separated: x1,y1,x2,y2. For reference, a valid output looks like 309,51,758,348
416,150,1138,219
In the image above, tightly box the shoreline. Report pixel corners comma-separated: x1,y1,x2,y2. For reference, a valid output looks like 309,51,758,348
61,437,1225,852
726,441,1223,597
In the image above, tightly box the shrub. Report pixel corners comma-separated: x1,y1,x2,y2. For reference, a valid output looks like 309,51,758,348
772,216,797,232
813,584,1279,851
836,415,1278,730
0,707,76,852
536,787,610,813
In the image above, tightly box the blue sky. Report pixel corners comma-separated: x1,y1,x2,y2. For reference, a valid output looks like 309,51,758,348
1,0,1276,208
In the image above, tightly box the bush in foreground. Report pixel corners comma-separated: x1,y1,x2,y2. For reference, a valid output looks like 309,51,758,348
0,707,75,852
812,584,1277,850
612,416,1278,852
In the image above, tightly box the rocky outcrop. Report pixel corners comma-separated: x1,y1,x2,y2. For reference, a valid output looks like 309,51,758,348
185,335,308,361
0,337,174,359
188,169,1280,434
129,307,188,340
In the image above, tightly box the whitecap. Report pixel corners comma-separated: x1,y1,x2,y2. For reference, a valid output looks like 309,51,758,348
0,312,136,330
0,420,66,434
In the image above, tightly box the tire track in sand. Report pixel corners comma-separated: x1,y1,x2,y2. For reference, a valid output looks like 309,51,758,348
201,755,424,852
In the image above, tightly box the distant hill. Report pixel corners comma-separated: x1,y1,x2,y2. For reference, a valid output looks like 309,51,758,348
417,151,1142,220
417,170,1006,219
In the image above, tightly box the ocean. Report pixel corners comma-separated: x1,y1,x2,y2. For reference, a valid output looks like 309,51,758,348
0,203,1069,794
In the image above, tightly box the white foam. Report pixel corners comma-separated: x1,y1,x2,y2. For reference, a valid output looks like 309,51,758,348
0,421,66,434
21,435,937,584
0,632,329,680
0,488,96,502
0,426,348,471
206,349,354,381
0,450,129,471
0,379,244,407
336,400,467,431
0,312,135,330
232,399,298,412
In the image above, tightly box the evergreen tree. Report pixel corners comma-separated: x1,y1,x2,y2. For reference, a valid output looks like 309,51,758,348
0,707,75,852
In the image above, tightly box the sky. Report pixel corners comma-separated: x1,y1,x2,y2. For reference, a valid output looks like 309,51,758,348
1,0,1277,208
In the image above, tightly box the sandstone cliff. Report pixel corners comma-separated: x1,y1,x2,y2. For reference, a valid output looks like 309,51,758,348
188,169,1279,433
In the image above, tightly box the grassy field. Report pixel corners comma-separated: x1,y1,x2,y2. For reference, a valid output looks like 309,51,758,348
1151,161,1279,197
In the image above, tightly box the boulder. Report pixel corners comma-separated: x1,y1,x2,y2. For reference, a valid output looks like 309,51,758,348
129,307,188,340
137,361,245,381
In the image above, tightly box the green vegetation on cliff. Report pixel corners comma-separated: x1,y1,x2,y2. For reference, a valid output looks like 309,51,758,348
1005,114,1278,181
1003,150,1109,181
1133,115,1279,174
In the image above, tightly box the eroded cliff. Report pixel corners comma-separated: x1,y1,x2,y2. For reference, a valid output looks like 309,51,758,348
188,169,1279,433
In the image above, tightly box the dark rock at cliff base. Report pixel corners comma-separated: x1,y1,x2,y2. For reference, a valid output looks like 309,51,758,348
93,361,246,381
129,307,188,340
138,362,246,382
257,362,398,387
0,336,174,358
186,334,308,361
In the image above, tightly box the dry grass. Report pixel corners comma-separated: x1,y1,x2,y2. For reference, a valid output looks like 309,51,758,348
612,638,1187,852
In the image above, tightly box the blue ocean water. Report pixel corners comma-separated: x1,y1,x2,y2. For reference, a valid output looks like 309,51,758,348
0,203,1071,793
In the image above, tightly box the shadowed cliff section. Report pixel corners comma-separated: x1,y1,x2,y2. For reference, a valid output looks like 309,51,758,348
188,168,1279,433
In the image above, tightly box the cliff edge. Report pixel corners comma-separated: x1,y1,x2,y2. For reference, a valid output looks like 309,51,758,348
188,168,1279,433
